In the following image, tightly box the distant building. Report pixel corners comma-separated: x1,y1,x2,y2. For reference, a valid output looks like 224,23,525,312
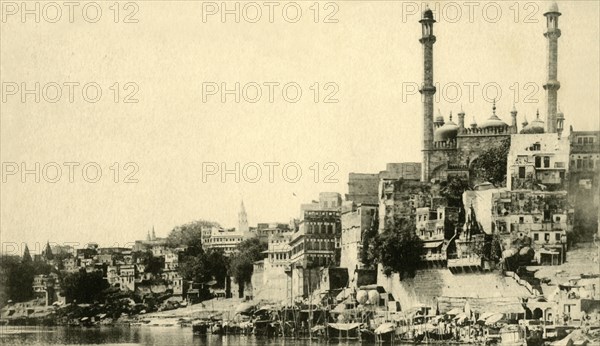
202,228,252,255
117,265,137,291
239,200,249,233
33,273,59,306
346,163,421,205
256,222,291,243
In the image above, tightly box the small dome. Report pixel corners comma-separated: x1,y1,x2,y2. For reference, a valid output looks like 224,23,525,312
434,113,459,141
521,110,545,134
470,116,477,128
547,1,559,13
557,106,564,119
480,115,508,129
479,101,508,129
422,7,434,20
434,109,444,123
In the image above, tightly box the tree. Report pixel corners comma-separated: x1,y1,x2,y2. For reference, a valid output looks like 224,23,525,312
42,241,54,261
470,138,510,187
166,220,220,254
0,255,34,304
229,238,266,297
440,176,470,208
360,214,379,269
62,270,108,304
371,218,424,279
22,245,32,264
205,249,229,288
132,250,164,275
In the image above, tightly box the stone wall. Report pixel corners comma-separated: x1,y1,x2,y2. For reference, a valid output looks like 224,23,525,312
457,134,509,167
377,265,532,310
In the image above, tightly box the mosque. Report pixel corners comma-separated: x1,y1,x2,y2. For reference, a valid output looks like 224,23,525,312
419,2,565,182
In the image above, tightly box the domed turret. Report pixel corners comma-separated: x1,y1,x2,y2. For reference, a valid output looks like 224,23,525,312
521,110,545,134
434,112,459,142
479,100,508,129
470,115,478,129
556,106,564,120
546,1,559,14
422,5,434,20
434,109,445,128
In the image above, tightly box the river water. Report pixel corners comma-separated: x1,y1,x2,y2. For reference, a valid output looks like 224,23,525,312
0,325,367,345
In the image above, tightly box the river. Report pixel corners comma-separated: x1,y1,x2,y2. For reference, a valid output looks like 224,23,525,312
0,325,366,345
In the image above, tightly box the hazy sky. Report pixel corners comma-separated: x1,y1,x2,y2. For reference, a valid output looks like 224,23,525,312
1,1,599,254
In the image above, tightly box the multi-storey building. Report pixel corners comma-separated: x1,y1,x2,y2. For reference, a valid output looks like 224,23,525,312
164,251,179,271
346,163,421,205
340,202,378,271
569,131,600,239
202,228,251,255
288,193,342,298
256,222,291,243
266,232,292,269
117,265,137,291
416,206,459,264
508,132,570,191
33,274,58,306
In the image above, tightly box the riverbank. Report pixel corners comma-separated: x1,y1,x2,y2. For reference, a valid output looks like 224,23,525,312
0,297,265,326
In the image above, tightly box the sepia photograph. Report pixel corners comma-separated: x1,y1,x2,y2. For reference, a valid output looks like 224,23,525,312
1,1,599,345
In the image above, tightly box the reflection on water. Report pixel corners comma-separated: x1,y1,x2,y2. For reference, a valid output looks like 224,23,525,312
0,326,367,346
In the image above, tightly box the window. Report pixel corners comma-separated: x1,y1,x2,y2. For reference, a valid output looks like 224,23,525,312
555,233,561,241
519,167,526,178
544,157,550,168
545,233,550,241
577,159,582,169
533,143,541,151
534,233,539,241
535,157,542,168
519,217,524,224
578,137,583,144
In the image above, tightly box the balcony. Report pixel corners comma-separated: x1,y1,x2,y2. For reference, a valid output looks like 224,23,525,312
422,253,446,261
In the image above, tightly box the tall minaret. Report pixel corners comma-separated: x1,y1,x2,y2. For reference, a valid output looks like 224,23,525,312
510,103,518,133
238,200,249,233
543,2,561,133
419,6,436,182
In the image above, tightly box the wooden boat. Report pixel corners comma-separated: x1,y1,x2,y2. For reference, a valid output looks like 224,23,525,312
192,320,209,335
327,322,362,340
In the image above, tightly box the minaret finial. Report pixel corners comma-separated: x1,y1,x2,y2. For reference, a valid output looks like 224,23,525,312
449,111,453,121
536,109,540,119
492,99,497,115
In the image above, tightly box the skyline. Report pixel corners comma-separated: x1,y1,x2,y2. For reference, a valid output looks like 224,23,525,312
1,1,599,249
